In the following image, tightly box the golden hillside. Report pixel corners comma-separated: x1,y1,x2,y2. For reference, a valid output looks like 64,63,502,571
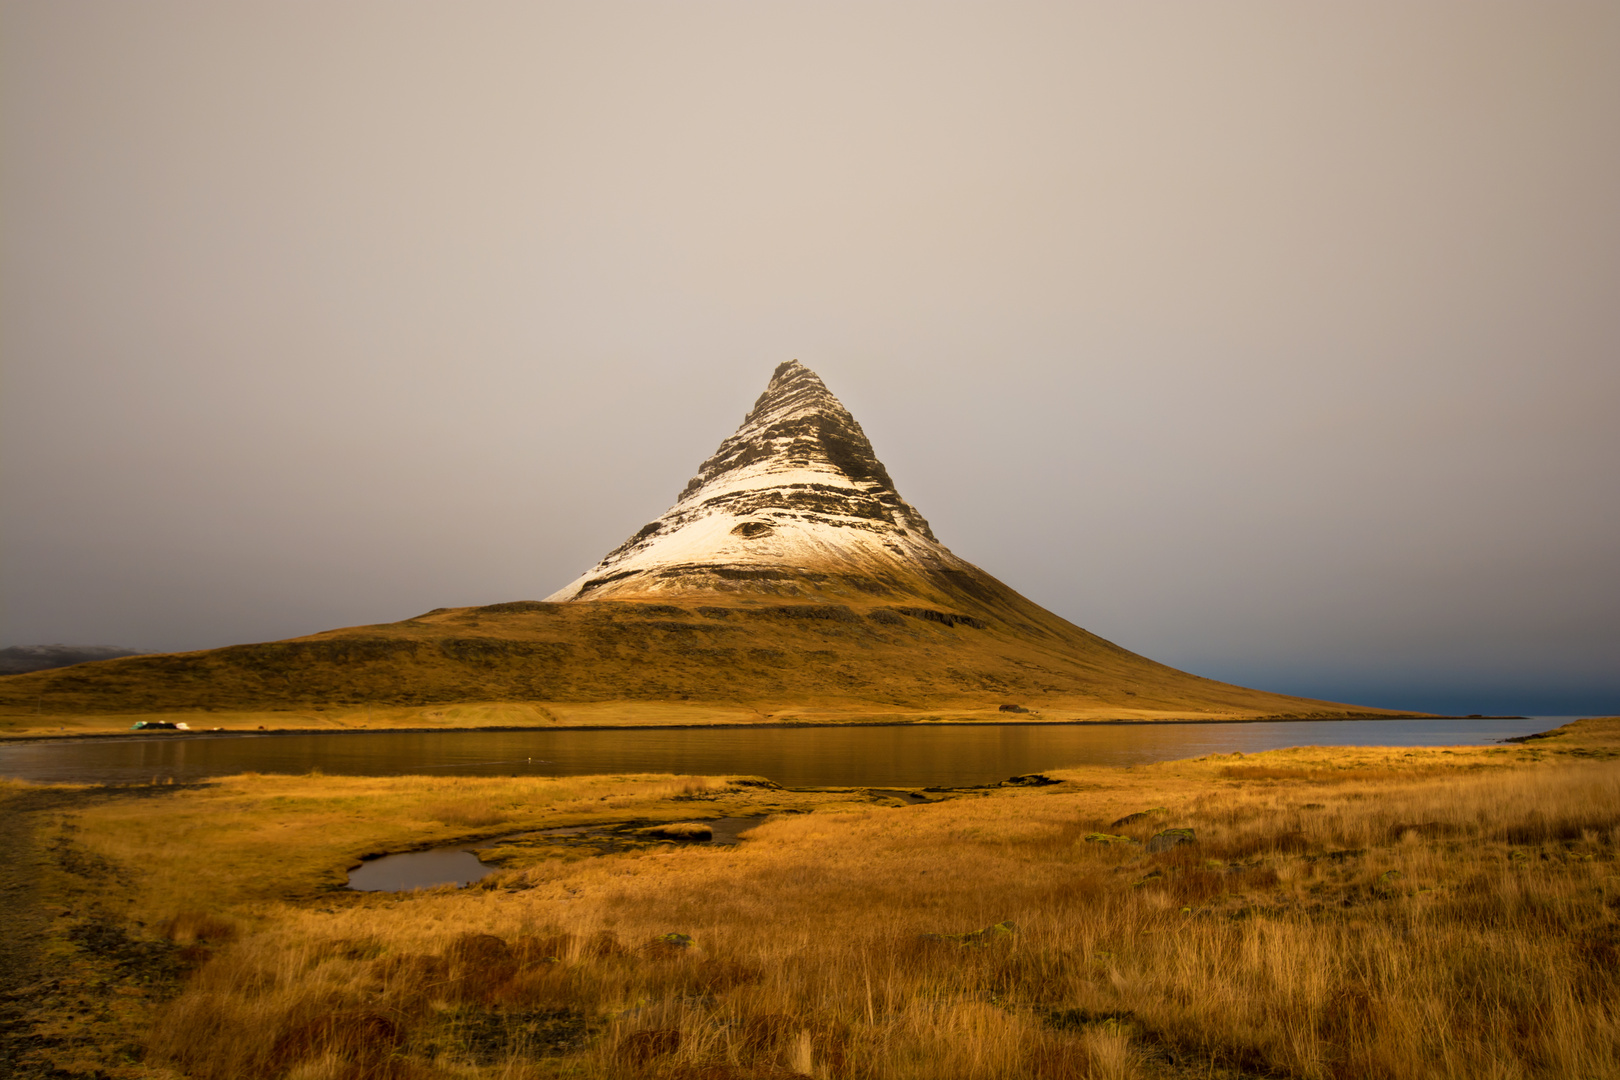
0,586,1399,724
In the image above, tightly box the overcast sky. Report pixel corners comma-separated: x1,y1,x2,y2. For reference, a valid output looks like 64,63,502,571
4,2,1617,714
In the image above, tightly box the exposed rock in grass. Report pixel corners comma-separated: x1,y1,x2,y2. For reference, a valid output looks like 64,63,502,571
920,920,1017,946
1111,808,1166,828
1146,828,1196,853
1000,774,1061,787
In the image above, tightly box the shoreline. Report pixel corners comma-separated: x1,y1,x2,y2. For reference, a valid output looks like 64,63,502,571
0,711,1522,747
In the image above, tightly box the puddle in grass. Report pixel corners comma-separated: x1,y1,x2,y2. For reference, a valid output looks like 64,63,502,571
348,815,768,892
346,847,494,892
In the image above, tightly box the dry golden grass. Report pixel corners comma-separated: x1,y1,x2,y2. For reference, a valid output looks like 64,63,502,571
1510,714,1620,752
39,771,764,906
0,700,779,740
17,720,1620,1080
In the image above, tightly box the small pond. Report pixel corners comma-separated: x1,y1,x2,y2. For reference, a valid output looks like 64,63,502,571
348,848,493,892
348,815,767,892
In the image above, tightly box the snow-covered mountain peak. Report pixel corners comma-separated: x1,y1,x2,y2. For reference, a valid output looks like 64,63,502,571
546,360,959,602
675,359,935,540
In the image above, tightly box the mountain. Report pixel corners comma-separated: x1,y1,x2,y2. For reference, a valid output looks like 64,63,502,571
547,360,944,603
0,645,145,676
0,362,1404,723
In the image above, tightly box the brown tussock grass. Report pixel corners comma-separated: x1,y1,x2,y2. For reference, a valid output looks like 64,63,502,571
163,910,239,945
22,721,1620,1079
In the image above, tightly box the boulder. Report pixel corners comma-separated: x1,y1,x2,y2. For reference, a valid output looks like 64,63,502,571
1145,828,1196,853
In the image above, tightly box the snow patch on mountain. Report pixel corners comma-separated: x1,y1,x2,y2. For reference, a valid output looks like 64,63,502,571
546,360,971,602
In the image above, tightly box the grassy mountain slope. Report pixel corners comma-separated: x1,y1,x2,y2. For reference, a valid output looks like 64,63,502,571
0,570,1402,724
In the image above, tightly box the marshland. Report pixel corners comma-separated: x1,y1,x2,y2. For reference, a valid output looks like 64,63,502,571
4,717,1617,1080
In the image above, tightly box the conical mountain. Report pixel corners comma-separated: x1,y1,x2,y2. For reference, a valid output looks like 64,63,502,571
548,359,960,604
0,362,1407,727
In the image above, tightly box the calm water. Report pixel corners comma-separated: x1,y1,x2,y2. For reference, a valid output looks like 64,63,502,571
0,717,1565,788
349,815,766,891
347,848,492,892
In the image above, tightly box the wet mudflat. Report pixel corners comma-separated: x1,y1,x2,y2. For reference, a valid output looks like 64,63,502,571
0,716,1562,788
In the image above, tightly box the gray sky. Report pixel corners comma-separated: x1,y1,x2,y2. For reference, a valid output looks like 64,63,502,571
4,2,1617,714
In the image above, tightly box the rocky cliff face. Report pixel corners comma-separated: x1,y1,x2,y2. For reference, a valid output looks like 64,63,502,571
547,361,974,602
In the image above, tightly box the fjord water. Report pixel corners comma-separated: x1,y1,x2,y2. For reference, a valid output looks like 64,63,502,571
0,717,1563,787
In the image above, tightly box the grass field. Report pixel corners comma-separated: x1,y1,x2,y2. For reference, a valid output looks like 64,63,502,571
6,717,1617,1079
0,700,778,741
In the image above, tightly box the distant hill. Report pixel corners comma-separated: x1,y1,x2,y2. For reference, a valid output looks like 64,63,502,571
0,645,145,676
0,362,1411,722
